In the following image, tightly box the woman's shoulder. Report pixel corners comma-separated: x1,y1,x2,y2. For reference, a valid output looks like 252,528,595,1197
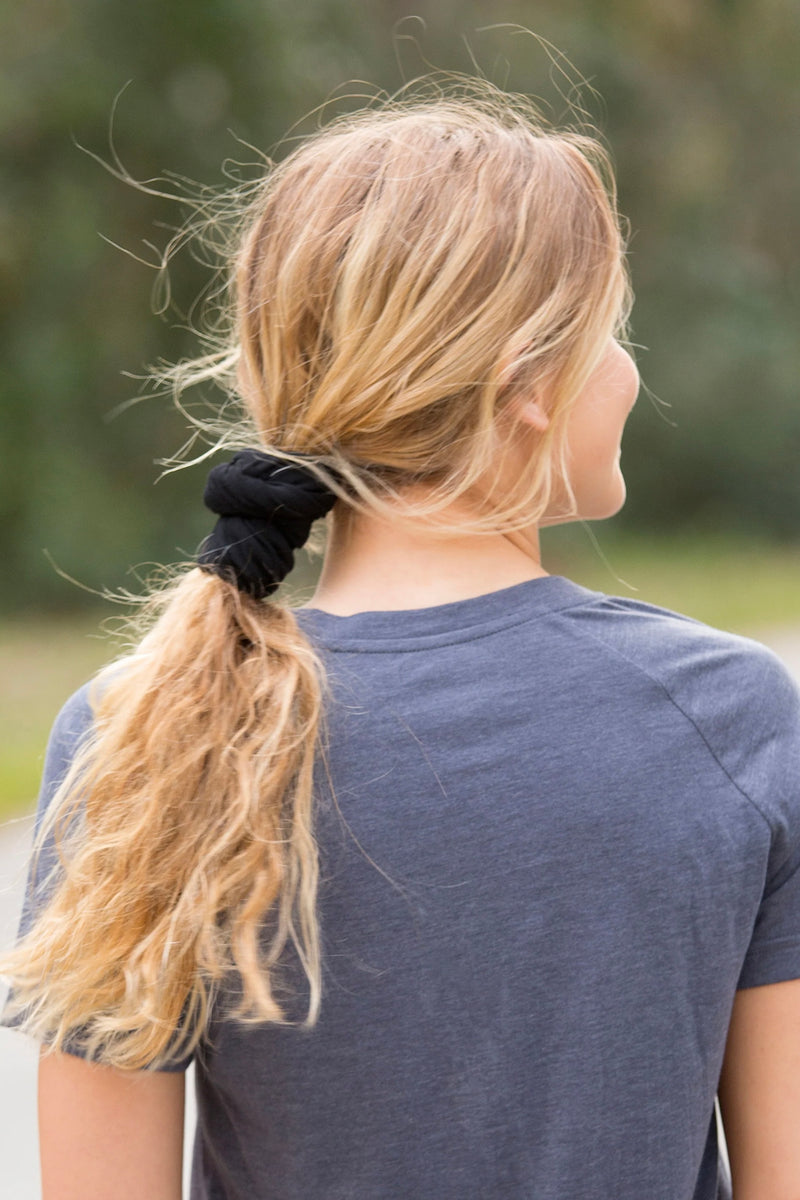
565,586,792,697
43,682,95,765
37,662,132,813
45,660,130,757
564,588,800,820
29,682,96,824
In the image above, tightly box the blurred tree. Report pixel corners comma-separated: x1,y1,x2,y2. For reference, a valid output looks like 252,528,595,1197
0,0,797,612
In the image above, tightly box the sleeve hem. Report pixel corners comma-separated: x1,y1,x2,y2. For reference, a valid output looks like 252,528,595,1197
737,939,800,989
1,1021,193,1072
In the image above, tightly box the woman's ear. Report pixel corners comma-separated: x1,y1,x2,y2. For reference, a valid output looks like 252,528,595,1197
513,396,551,433
497,342,552,433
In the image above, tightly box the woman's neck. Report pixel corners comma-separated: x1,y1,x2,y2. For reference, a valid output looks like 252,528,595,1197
305,503,547,616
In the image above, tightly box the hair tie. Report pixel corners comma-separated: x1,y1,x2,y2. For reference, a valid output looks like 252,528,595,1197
197,449,339,599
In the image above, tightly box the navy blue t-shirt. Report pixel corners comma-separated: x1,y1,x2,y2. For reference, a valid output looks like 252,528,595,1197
7,576,800,1199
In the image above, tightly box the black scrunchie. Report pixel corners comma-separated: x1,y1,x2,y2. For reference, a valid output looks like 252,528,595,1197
197,449,339,599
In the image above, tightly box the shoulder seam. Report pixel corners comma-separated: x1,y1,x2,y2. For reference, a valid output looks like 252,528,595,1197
555,615,775,837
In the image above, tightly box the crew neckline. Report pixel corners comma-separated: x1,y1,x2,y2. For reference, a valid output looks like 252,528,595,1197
293,574,602,652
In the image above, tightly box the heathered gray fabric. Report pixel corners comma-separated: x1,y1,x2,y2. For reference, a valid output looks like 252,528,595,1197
8,575,800,1199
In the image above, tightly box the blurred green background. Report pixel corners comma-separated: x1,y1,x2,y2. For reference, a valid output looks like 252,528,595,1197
1,1,799,814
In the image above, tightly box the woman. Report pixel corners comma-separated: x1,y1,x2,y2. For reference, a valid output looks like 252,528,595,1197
3,85,800,1199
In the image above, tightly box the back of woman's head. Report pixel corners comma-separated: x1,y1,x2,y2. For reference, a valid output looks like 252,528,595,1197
0,85,632,1071
234,95,631,527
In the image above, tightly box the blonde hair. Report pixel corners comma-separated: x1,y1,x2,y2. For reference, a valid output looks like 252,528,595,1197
0,82,632,1069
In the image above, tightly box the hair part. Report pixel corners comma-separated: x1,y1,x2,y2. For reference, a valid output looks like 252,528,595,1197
0,78,632,1069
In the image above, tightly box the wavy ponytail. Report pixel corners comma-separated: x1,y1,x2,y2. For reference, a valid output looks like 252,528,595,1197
0,79,632,1069
1,568,327,1067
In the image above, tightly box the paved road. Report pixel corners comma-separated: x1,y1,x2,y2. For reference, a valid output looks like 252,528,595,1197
2,627,799,1197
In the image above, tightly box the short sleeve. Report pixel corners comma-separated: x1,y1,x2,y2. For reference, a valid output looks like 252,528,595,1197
1,684,193,1071
1,685,94,1041
738,853,800,987
570,600,800,992
716,647,800,989
646,625,800,991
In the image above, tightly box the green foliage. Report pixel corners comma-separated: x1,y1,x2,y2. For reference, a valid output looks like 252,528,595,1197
1,2,798,614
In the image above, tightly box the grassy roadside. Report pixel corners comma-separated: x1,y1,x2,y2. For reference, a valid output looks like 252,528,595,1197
542,529,800,635
2,535,799,822
0,613,114,823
